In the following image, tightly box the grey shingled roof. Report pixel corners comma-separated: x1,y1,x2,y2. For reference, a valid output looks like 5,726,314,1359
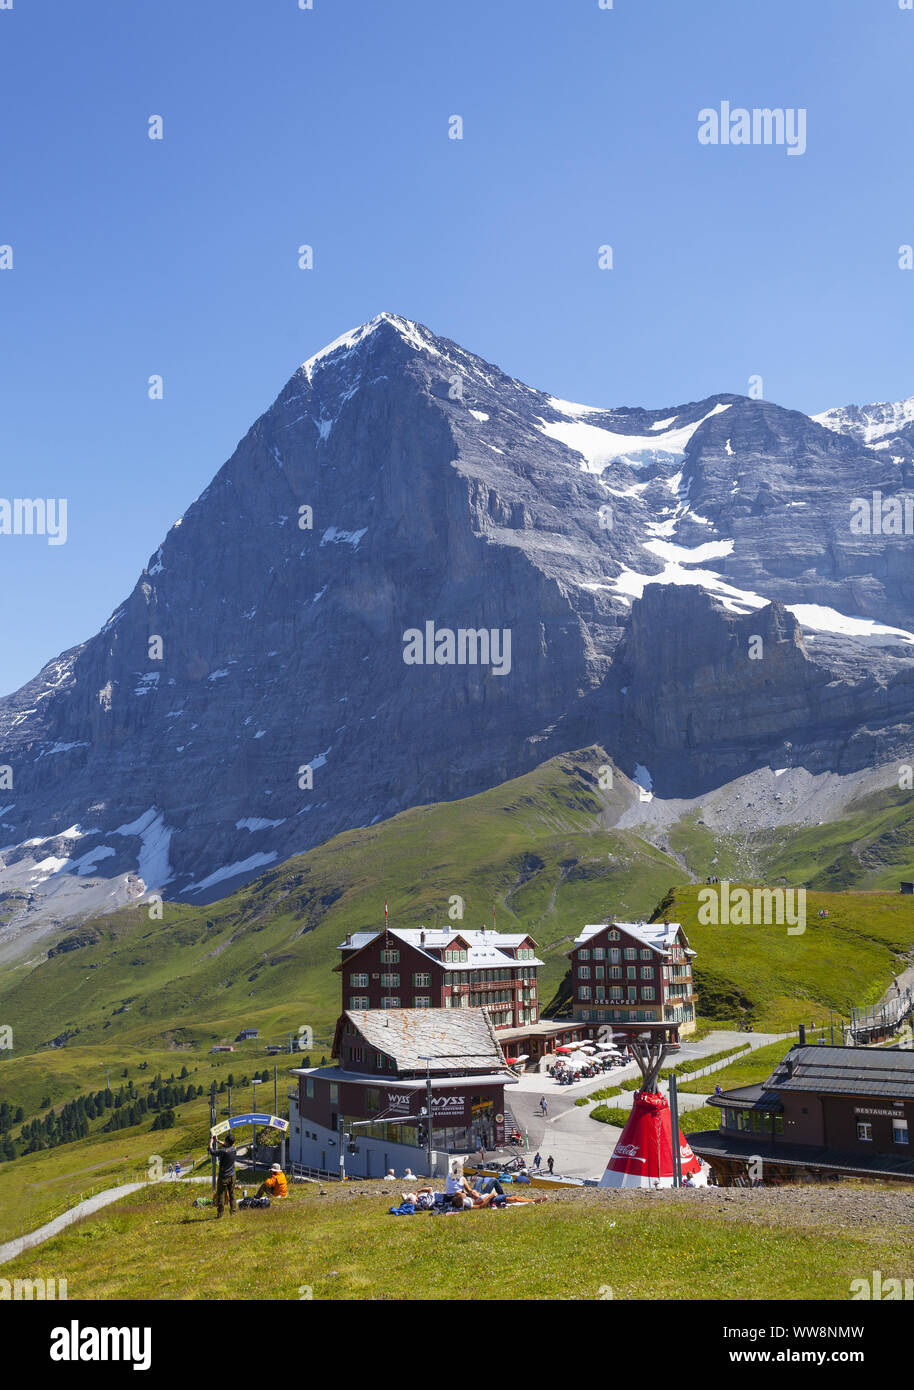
689,1131,914,1181
763,1044,914,1099
342,1007,507,1075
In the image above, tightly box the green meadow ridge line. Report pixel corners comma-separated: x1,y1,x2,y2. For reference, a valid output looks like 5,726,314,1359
0,749,912,1093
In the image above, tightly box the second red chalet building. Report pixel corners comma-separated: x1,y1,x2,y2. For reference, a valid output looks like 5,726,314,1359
335,926,543,1030
569,920,697,1036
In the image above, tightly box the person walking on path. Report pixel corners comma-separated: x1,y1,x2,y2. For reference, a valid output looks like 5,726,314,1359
533,1152,541,1170
547,1154,554,1175
209,1130,243,1218
540,1096,548,1117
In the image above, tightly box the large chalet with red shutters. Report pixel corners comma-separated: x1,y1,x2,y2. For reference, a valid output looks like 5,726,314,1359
569,919,696,1036
335,926,543,1030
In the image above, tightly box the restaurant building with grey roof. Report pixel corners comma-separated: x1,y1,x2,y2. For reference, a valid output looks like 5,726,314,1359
690,1042,914,1185
288,1006,517,1177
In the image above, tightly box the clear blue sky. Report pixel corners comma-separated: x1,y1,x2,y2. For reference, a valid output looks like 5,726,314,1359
1,0,912,695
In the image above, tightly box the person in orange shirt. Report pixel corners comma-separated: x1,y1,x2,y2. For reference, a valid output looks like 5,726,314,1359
255,1163,288,1199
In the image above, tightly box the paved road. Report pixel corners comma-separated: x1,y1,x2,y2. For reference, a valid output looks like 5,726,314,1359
503,1030,789,1180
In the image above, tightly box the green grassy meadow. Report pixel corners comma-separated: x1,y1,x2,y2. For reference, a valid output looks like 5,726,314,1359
2,1181,908,1301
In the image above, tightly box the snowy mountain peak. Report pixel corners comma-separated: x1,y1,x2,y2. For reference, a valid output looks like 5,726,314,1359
812,396,914,445
300,312,440,381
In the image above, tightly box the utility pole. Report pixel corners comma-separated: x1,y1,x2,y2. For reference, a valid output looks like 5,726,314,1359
418,1056,434,1178
669,1073,683,1188
274,1065,278,1119
209,1083,217,1191
338,1112,346,1183
251,1077,263,1178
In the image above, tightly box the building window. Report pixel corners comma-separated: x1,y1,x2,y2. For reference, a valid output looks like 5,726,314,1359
413,972,431,987
305,1079,314,1099
381,996,400,1009
893,1119,909,1145
380,973,400,987
608,930,619,941
626,966,636,980
610,986,622,1001
578,986,592,1001
609,949,621,964
349,996,370,1010
857,1121,873,1142
640,966,652,979
640,949,652,960
610,966,622,980
595,965,604,979
642,987,655,1001
626,986,636,1002
579,949,590,961
413,996,431,1008
579,966,591,980
592,947,604,960
350,972,369,988
366,1088,381,1112
329,1083,339,1105
380,949,400,964
624,948,637,960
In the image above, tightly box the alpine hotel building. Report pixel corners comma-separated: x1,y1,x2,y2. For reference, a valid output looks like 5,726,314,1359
569,920,696,1036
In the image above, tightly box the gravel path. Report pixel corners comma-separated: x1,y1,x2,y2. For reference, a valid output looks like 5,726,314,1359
0,1182,146,1266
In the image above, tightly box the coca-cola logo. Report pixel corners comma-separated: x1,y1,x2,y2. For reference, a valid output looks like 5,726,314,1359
613,1143,644,1160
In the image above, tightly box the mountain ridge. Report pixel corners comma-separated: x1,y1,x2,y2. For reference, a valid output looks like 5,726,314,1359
1,313,912,938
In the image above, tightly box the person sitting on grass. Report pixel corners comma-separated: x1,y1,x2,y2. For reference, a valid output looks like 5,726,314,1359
445,1158,480,1208
255,1163,288,1200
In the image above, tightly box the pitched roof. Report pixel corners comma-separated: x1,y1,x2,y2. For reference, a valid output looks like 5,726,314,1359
338,1007,508,1074
763,1044,914,1099
689,1130,914,1181
337,927,543,971
573,921,689,955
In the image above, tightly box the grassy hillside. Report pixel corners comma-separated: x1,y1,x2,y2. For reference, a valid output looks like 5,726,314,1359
651,884,914,1030
2,1181,910,1301
0,748,687,1056
666,787,914,890
2,747,913,1251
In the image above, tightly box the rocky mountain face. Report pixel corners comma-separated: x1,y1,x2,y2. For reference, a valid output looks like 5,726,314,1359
1,313,913,938
813,395,914,449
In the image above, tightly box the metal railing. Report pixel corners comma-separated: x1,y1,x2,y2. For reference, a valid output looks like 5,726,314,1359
845,986,913,1043
289,1160,340,1182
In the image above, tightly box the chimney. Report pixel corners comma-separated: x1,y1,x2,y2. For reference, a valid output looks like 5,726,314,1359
420,929,426,946
345,933,351,946
798,1024,806,1046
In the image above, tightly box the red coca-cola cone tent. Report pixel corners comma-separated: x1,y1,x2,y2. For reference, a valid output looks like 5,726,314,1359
599,1087,707,1188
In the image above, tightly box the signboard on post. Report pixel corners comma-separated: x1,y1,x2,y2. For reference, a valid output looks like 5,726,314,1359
209,1113,289,1138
